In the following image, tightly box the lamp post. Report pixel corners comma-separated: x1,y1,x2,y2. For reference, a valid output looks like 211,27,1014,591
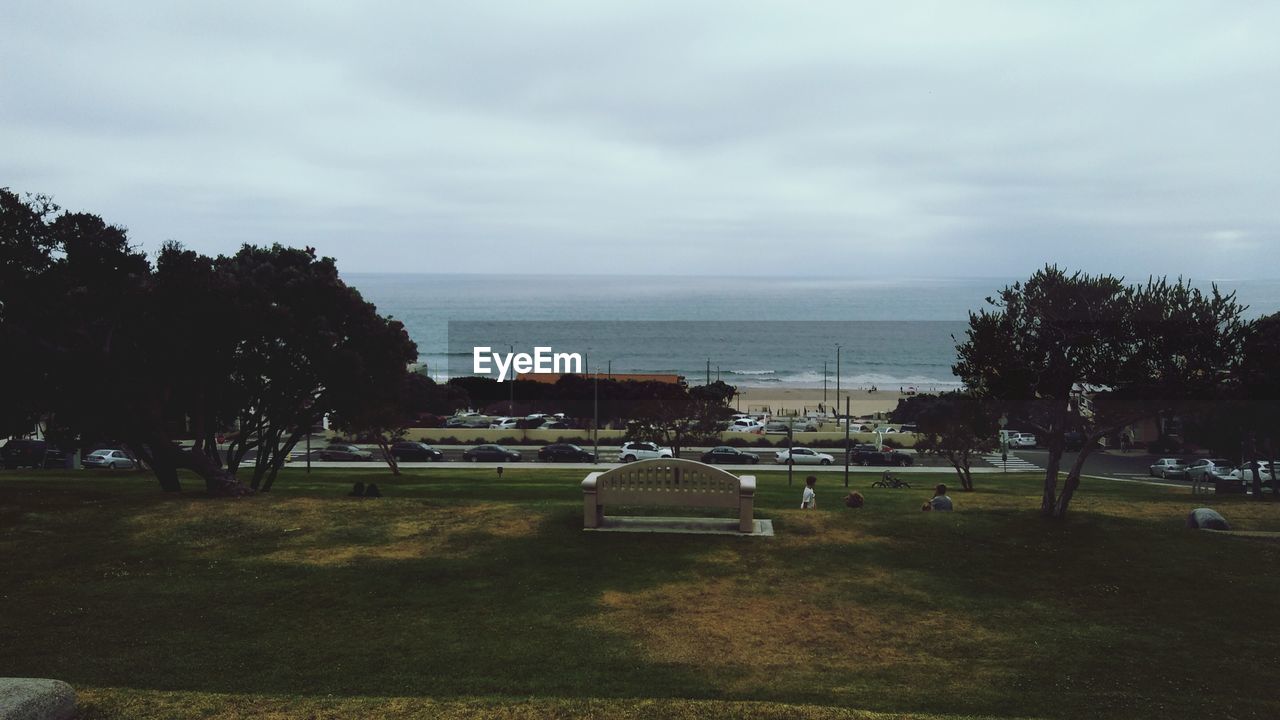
998,413,1009,473
835,344,842,412
844,396,850,487
593,356,599,464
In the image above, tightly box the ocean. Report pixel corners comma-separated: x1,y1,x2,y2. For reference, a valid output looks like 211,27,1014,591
345,274,1280,389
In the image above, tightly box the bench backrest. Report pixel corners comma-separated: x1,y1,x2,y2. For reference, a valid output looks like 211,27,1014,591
592,458,748,509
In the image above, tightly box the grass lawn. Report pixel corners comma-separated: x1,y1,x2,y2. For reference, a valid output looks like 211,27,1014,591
2,466,1279,719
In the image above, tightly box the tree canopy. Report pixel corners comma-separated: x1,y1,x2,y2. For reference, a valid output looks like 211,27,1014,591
0,188,417,494
955,266,1246,517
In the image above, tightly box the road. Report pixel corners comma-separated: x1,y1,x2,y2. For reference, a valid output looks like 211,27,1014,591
193,443,1189,485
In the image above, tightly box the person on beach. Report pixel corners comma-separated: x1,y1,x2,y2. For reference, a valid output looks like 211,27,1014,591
922,483,953,512
801,475,817,509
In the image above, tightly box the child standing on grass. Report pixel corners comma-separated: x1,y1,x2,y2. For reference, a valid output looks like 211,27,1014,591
801,475,817,509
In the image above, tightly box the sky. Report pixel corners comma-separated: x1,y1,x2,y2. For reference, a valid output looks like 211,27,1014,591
3,1,1278,278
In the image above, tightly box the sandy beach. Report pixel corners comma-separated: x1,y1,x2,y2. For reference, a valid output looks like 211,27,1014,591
729,387,912,419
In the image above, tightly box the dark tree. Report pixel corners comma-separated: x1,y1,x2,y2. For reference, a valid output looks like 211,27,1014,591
0,190,417,494
955,267,1245,518
909,392,997,491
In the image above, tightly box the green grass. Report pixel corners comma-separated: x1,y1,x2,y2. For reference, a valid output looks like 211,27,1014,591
1,467,1278,719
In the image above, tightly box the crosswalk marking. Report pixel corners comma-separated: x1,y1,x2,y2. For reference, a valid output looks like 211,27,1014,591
981,454,1042,472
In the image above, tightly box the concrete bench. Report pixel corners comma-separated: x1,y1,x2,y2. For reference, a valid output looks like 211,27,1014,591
582,458,756,532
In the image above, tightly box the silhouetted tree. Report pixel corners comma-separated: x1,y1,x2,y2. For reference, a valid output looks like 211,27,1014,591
955,267,1245,518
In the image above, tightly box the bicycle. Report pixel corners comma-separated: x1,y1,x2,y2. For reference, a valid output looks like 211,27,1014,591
871,471,911,489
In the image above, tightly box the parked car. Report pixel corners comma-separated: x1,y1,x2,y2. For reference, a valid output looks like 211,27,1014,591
489,418,520,430
1008,432,1038,448
537,443,595,462
389,441,444,462
700,446,760,464
1229,461,1275,485
617,441,674,462
1149,458,1188,479
727,418,766,433
319,443,373,461
462,444,522,462
1185,458,1235,483
82,448,138,470
537,420,572,431
1063,431,1102,451
848,443,914,467
774,447,834,465
1,440,67,469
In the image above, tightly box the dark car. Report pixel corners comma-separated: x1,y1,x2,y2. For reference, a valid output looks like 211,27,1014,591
700,446,760,464
537,443,595,462
1063,431,1103,452
390,441,444,462
1,439,68,469
462,444,522,462
847,443,914,467
318,443,373,461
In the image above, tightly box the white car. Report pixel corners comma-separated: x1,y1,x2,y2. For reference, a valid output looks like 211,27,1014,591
1185,458,1235,483
489,418,519,430
1149,458,1187,479
774,447,834,465
1008,433,1038,448
83,449,137,469
1229,461,1274,483
617,442,674,462
727,418,765,433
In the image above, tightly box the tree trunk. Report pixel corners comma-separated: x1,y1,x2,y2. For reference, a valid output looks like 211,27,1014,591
1052,436,1098,518
960,453,974,491
184,448,253,496
378,438,401,476
132,441,181,492
1247,433,1263,500
260,430,303,493
1041,440,1063,517
947,451,967,488
1270,440,1279,499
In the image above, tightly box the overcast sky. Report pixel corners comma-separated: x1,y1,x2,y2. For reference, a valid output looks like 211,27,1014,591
3,1,1278,278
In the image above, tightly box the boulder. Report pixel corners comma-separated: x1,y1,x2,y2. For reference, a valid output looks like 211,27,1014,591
1186,507,1231,531
0,678,76,720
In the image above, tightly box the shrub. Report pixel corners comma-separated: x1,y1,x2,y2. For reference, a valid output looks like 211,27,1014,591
725,437,750,447
752,436,775,448
883,437,904,449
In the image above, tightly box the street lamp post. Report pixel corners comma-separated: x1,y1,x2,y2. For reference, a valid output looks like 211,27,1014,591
998,414,1009,473
844,396,850,487
835,344,842,412
593,359,599,464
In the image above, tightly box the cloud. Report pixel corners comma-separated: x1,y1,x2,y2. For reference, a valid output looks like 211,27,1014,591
2,0,1278,279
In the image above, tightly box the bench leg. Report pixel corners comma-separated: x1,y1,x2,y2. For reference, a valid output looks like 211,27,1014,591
584,491,601,528
739,496,753,533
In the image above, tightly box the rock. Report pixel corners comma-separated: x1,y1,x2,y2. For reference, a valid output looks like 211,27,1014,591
1186,507,1231,531
0,678,76,720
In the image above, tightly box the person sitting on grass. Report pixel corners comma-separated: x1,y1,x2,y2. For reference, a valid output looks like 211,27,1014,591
923,483,953,512
347,482,366,497
844,490,864,508
801,475,817,509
